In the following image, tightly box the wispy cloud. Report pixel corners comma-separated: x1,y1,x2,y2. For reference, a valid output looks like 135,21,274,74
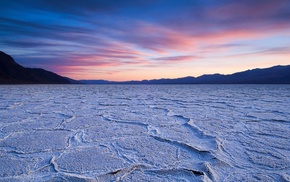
0,0,290,80
152,55,199,63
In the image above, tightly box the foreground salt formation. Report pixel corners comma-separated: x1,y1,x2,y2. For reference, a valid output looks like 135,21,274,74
0,85,289,181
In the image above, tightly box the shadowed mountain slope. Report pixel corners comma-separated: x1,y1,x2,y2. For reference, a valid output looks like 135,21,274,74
80,65,290,84
0,51,77,84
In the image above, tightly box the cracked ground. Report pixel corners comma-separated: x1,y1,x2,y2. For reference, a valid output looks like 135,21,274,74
0,85,290,181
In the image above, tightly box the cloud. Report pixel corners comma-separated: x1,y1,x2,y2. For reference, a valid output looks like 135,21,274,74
0,0,290,80
2,40,63,48
223,46,290,58
152,55,199,63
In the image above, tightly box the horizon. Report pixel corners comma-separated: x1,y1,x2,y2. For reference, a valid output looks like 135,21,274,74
78,64,289,82
1,1,290,81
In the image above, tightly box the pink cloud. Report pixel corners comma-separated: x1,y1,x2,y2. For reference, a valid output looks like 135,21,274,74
152,55,200,63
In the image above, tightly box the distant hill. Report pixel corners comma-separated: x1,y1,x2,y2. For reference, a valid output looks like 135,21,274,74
0,51,78,84
80,65,290,84
2,51,289,84
79,80,117,84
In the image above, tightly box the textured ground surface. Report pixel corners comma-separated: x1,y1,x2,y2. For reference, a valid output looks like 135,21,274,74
0,85,290,181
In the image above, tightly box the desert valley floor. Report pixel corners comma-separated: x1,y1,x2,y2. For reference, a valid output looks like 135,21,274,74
0,85,290,181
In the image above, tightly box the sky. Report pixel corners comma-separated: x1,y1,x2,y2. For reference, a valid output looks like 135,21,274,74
1,0,290,81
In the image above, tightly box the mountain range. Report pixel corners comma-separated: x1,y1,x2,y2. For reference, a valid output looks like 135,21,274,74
80,65,290,84
0,51,77,84
1,51,289,84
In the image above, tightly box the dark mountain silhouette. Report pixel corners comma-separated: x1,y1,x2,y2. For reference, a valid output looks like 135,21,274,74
79,80,115,84
80,65,290,84
2,51,289,84
0,51,77,84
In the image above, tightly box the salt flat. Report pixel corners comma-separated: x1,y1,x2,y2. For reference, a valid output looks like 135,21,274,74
0,85,289,181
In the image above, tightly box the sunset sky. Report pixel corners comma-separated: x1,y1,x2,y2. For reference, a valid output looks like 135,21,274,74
1,0,290,81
